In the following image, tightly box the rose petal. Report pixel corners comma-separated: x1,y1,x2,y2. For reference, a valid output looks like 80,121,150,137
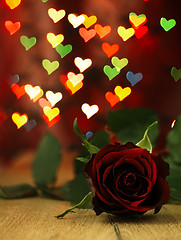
96,163,117,205
113,157,145,176
91,144,119,180
152,154,170,179
92,193,131,215
140,177,170,209
116,172,153,204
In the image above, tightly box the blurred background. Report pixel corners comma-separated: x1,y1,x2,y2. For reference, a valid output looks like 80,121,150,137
0,0,180,169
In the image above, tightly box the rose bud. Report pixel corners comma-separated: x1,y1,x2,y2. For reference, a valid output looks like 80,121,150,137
84,142,170,216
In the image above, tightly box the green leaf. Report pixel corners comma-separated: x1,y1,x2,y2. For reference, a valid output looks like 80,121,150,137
0,187,7,198
33,133,61,187
74,158,86,175
76,157,89,163
73,118,87,142
56,192,93,218
0,184,38,199
136,121,158,152
74,131,110,175
164,116,181,164
73,118,100,154
68,174,92,205
165,163,181,203
163,115,181,203
40,184,70,201
90,131,110,148
107,108,159,145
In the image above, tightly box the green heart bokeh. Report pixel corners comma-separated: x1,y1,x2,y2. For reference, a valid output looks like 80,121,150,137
42,59,59,75
171,67,181,82
20,36,37,50
160,18,176,31
55,44,73,58
103,65,120,80
111,57,128,70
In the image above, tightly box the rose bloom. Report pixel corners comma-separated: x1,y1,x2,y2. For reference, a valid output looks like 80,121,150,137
84,142,170,216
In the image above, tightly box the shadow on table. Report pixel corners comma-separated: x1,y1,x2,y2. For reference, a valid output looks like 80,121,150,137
108,207,181,225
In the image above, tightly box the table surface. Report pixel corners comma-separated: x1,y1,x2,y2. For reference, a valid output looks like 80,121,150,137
0,151,181,240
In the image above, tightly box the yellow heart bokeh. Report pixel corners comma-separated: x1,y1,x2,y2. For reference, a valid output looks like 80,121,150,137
82,14,97,28
5,0,21,9
47,33,64,48
114,86,131,101
129,13,147,28
43,106,60,121
66,80,83,95
48,8,66,23
12,112,28,129
117,26,135,41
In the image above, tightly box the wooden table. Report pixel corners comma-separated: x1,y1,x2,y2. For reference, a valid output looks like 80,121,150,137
1,151,181,240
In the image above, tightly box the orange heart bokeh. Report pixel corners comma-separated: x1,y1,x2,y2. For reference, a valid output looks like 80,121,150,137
102,42,119,58
94,24,111,39
5,21,20,35
11,84,25,99
79,27,96,42
105,92,120,107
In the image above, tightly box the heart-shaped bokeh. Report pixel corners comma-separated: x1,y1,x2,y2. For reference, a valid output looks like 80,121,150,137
48,8,66,23
114,86,132,101
6,0,21,9
160,17,176,31
55,44,72,58
42,59,59,75
126,71,143,86
20,36,36,50
103,65,120,80
47,33,64,48
171,67,181,82
102,43,119,58
117,26,135,41
79,27,96,42
94,24,111,39
74,57,92,72
5,21,20,35
81,103,99,119
111,57,128,70
82,14,97,28
129,12,147,28
68,14,85,28
12,112,28,129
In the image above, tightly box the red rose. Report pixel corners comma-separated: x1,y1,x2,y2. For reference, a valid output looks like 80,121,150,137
84,142,170,216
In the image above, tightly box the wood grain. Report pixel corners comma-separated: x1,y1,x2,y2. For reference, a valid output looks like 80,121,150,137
0,197,181,240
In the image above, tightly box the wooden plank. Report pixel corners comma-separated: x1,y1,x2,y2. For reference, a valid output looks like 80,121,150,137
109,204,181,240
0,197,181,240
0,198,116,240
